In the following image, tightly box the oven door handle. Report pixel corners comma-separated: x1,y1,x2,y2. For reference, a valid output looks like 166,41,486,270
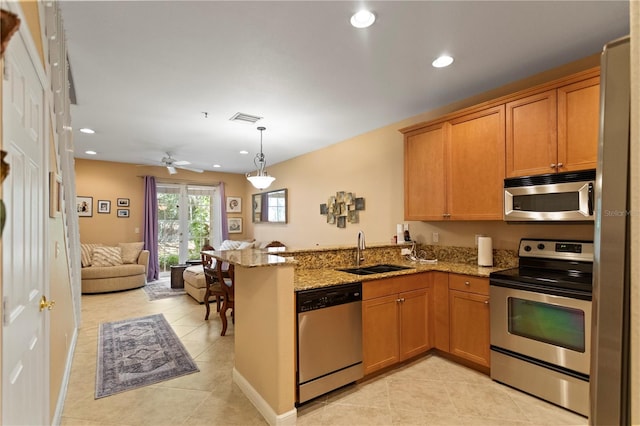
489,278,592,301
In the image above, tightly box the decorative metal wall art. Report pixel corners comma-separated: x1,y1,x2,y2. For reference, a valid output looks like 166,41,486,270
320,191,365,228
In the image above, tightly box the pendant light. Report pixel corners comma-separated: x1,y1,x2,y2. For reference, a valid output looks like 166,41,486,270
246,126,276,190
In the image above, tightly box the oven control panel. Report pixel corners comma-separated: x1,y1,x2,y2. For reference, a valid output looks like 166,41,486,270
518,239,593,262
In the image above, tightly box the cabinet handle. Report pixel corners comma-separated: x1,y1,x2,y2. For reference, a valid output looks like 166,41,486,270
557,162,563,168
396,298,405,303
464,281,470,286
550,163,556,169
484,299,490,304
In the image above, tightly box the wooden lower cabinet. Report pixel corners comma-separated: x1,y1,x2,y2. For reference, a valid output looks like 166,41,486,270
362,274,431,375
362,294,400,374
362,272,490,377
449,288,490,368
399,288,431,360
432,272,450,351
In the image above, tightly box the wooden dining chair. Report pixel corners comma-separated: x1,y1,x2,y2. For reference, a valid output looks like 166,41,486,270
265,240,285,248
202,245,226,321
215,260,235,336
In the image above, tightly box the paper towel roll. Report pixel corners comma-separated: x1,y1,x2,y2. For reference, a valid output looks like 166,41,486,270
478,237,493,266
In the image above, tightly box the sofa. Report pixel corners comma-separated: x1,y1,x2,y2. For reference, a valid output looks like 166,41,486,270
81,242,150,294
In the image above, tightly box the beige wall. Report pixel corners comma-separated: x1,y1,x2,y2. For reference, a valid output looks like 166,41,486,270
75,159,251,245
252,55,599,251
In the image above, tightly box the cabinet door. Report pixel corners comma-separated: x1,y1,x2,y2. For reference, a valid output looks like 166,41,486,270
404,123,448,220
432,272,450,351
362,295,400,375
506,90,558,177
399,288,431,361
557,77,600,172
449,290,490,367
448,106,505,220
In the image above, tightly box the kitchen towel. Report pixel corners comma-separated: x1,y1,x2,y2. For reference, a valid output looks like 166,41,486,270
478,236,493,266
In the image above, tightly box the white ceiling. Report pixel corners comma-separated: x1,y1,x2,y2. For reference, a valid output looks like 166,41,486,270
60,1,629,175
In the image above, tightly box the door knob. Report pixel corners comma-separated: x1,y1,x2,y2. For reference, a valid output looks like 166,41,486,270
39,295,56,312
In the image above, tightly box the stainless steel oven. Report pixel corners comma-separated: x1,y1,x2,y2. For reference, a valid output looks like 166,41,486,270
490,239,593,417
504,169,595,221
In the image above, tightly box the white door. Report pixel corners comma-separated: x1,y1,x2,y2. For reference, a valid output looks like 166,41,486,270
2,30,48,425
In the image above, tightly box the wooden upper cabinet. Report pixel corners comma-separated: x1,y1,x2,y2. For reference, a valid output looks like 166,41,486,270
506,76,600,177
448,105,505,220
557,77,600,172
506,90,558,177
404,123,448,220
402,68,600,217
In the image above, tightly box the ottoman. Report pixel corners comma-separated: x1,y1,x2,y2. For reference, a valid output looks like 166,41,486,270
183,265,211,303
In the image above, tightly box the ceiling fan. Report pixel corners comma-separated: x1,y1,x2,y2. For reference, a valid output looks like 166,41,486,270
160,153,204,175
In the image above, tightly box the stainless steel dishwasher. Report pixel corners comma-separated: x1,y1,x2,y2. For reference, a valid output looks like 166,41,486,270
296,282,363,404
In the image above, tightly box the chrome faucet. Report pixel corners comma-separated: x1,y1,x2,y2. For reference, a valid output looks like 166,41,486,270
356,230,366,267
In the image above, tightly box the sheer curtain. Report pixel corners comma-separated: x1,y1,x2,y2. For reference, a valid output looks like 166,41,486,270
218,182,229,243
144,176,159,281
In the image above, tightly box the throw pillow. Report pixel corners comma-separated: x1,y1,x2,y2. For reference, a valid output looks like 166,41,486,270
91,246,123,267
219,239,255,250
118,242,144,264
80,243,102,267
238,241,255,250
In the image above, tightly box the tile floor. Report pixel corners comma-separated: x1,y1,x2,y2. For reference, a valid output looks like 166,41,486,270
61,281,588,426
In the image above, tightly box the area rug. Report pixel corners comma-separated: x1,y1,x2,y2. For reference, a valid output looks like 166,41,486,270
143,276,186,301
95,313,199,398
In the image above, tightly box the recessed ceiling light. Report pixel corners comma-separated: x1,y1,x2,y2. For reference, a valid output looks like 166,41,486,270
350,10,376,28
432,55,454,68
213,164,221,168
79,128,95,134
239,150,249,155
85,150,97,155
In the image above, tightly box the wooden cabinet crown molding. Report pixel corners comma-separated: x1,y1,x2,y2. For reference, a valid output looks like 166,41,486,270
399,67,600,135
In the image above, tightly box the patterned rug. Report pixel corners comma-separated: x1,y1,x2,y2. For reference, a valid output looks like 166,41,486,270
143,276,186,301
95,314,199,398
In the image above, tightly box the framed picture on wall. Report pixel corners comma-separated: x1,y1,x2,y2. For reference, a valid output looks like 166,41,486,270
117,198,130,207
227,196,241,213
117,209,130,218
228,217,242,233
76,196,93,217
97,200,111,214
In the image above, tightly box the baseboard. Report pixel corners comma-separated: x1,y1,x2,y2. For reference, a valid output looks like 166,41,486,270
233,368,297,426
52,327,79,425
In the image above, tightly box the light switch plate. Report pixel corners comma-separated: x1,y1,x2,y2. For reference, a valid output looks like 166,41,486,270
432,232,439,243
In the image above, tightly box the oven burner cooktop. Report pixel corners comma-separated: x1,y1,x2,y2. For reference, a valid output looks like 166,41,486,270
490,266,592,293
490,238,594,296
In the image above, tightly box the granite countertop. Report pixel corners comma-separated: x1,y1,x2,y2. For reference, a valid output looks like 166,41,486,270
294,260,508,291
203,246,512,291
201,248,296,268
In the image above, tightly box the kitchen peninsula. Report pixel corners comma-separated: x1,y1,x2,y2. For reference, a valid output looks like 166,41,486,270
207,243,515,425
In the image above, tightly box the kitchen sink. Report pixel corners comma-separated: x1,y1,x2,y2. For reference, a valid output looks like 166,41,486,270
337,264,413,275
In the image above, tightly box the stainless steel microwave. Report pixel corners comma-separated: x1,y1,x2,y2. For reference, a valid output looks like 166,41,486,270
504,170,595,222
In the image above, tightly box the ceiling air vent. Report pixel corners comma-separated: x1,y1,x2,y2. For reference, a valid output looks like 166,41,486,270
229,112,262,124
